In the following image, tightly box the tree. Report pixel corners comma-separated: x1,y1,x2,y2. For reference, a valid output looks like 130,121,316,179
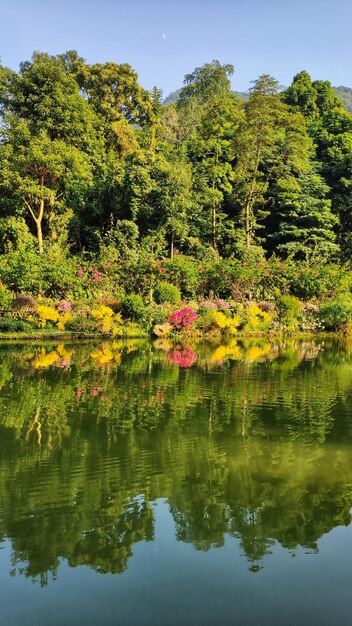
0,52,101,251
268,172,339,259
0,124,93,252
178,59,234,106
122,150,194,258
233,75,313,249
284,71,352,254
188,94,241,249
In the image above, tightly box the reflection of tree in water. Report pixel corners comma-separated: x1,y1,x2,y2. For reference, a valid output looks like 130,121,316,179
69,496,154,574
0,339,351,581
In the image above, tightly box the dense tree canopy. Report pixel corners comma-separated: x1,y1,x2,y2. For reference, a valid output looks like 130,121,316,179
0,51,351,269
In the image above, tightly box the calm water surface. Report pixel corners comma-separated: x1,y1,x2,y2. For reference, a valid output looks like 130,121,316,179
0,338,352,625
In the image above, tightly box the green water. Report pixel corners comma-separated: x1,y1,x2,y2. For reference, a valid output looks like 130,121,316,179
0,338,352,625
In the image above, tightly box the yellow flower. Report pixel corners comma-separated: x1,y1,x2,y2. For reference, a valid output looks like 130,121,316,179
36,305,60,328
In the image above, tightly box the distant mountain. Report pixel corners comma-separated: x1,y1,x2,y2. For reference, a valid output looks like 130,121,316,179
164,86,352,113
163,88,248,105
163,89,182,104
333,86,352,113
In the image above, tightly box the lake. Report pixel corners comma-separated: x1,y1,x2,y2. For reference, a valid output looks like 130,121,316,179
0,338,351,625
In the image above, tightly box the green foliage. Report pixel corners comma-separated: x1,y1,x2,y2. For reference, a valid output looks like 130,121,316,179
0,284,13,310
1,51,352,318
276,295,302,317
0,318,32,332
154,282,181,304
276,295,301,329
120,295,146,321
318,300,352,331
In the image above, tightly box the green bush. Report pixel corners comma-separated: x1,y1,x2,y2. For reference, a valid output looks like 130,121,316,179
0,284,13,310
318,300,352,331
65,316,97,334
0,318,32,332
154,282,181,304
146,303,168,326
120,295,146,321
276,295,301,318
165,256,201,299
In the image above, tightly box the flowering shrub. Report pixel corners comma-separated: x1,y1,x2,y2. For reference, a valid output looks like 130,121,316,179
56,311,72,331
153,322,173,337
167,307,198,331
242,305,273,333
216,299,231,310
211,311,240,335
202,300,217,310
34,304,72,330
91,305,123,335
300,304,323,333
36,304,60,327
55,300,73,313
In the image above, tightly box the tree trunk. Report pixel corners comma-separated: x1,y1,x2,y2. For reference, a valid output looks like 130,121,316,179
170,230,174,260
245,199,251,247
211,178,217,250
36,218,43,254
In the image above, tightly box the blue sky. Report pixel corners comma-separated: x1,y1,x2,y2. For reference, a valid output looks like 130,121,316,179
1,0,352,96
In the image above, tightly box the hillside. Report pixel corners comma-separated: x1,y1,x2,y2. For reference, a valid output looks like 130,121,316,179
164,85,352,112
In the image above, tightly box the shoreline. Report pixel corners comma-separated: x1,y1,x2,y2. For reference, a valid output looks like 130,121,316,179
0,330,344,343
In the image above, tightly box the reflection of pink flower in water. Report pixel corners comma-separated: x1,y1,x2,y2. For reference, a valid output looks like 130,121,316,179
57,358,72,368
168,346,198,367
76,388,82,399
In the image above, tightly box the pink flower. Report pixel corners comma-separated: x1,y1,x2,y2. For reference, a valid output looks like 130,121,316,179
76,389,82,399
77,267,83,278
92,269,103,281
167,308,198,330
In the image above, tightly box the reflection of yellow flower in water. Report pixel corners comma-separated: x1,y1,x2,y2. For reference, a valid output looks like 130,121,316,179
33,344,74,368
244,343,272,362
91,343,121,366
211,341,242,363
56,344,73,366
34,349,59,368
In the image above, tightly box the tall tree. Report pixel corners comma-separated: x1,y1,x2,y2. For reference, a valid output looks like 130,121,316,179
283,71,352,254
0,52,101,251
268,172,339,258
188,94,241,249
233,75,313,248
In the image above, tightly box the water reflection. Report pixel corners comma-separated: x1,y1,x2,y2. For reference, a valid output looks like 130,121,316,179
0,338,351,585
